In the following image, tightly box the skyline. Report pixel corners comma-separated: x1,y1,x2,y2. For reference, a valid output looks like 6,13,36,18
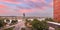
0,0,53,17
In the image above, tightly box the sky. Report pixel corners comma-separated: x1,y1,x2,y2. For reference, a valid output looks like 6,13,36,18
0,0,53,17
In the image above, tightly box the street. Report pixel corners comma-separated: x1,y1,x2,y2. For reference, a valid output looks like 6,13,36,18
13,20,26,30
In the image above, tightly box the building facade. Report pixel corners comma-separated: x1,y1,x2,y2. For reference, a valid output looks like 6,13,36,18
54,0,60,22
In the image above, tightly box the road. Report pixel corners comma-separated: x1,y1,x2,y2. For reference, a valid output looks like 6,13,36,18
49,27,55,30
0,20,26,30
13,20,26,30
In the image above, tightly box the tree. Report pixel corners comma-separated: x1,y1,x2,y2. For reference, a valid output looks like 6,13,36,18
25,19,31,27
56,28,60,30
4,27,14,30
11,20,18,25
0,20,4,27
45,18,54,22
6,19,10,23
31,18,48,30
0,18,6,28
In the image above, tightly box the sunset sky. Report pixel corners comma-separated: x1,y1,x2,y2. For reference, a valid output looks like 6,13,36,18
0,0,53,17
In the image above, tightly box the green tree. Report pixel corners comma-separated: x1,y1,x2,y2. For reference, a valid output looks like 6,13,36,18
4,27,15,30
6,19,10,23
11,20,18,25
45,18,54,22
25,19,31,26
0,18,6,28
31,18,48,30
56,28,60,30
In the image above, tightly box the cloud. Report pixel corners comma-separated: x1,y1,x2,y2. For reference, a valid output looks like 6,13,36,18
0,4,8,8
0,10,8,14
0,4,18,15
0,0,53,17
49,2,53,7
18,9,34,13
0,0,22,4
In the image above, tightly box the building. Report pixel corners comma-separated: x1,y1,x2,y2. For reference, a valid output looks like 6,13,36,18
0,16,17,20
54,0,60,22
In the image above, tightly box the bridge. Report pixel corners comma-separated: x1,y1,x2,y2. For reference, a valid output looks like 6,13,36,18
47,21,60,30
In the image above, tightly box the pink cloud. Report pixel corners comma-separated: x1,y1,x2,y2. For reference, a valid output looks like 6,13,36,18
24,0,46,3
31,0,38,2
0,0,22,4
18,9,35,13
0,4,8,8
18,8,46,14
41,6,48,10
32,8,46,13
39,0,46,3
0,10,18,14
49,2,53,7
0,0,53,16
0,4,17,14
0,10,9,14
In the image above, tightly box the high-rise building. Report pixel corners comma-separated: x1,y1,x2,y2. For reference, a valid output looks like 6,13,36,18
54,0,60,22
23,13,25,18
23,13,25,21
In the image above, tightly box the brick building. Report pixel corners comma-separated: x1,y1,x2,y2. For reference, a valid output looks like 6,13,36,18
54,0,60,22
